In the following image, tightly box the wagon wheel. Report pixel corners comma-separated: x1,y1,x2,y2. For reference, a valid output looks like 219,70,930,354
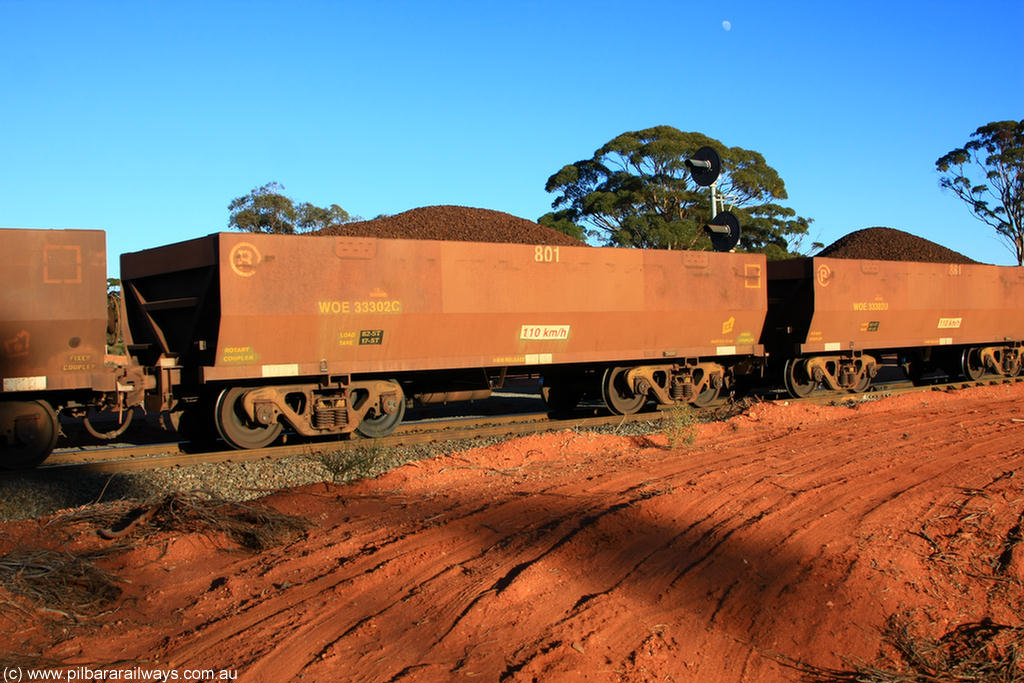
690,373,722,408
960,348,985,381
541,384,582,417
783,358,818,398
215,387,282,450
1000,349,1022,378
849,369,872,393
355,382,406,438
849,373,871,393
1,400,59,469
601,367,647,415
83,406,134,439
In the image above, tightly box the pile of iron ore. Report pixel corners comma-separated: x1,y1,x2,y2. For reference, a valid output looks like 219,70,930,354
315,205,583,246
818,227,977,264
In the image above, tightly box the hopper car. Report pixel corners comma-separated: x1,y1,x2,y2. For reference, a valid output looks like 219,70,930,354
118,233,768,450
2,229,1022,469
763,257,1024,395
0,229,150,468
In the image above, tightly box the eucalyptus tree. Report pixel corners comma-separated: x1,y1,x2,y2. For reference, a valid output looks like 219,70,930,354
229,182,354,234
540,126,810,257
936,120,1024,266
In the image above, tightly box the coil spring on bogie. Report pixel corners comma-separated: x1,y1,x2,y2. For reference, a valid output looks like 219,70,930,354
671,379,694,400
313,403,348,429
670,380,685,400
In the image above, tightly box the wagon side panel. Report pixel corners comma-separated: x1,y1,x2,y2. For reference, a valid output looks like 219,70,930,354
194,234,767,381
0,228,107,394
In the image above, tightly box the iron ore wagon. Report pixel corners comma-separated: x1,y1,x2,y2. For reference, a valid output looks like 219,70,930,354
119,233,768,449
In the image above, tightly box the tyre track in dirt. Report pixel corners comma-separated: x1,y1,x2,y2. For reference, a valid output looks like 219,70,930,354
9,384,1024,682
194,391,1018,679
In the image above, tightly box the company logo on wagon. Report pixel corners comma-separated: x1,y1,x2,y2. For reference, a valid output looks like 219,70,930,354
229,242,262,277
816,264,833,287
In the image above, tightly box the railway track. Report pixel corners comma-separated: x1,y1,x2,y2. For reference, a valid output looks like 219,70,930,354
37,409,667,474
23,374,1022,476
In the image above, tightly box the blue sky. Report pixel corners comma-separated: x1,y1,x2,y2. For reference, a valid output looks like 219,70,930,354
2,0,1022,274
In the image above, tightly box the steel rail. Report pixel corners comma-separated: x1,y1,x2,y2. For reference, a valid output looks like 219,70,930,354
18,374,1024,476
37,410,670,475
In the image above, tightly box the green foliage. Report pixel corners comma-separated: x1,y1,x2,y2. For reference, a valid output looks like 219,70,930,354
537,212,585,240
663,402,698,449
319,445,388,482
228,182,355,234
296,202,352,232
542,126,811,255
228,182,296,234
936,120,1024,266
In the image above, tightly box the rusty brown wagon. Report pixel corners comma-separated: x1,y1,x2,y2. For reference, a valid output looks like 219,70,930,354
0,229,147,468
764,257,1024,396
120,233,768,449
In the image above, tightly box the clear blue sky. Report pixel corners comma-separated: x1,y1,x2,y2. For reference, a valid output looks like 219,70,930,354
2,0,1022,274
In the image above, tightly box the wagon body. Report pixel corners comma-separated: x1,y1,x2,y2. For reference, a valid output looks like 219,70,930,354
121,233,768,384
764,257,1024,354
0,229,109,396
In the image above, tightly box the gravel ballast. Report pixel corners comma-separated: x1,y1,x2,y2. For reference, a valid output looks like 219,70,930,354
0,415,694,523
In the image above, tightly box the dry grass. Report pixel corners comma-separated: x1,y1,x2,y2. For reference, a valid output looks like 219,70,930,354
0,652,64,672
791,470,1024,682
0,549,121,619
319,444,389,482
63,490,312,552
791,614,1024,682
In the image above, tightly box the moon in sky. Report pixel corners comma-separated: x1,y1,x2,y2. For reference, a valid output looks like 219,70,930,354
722,20,732,31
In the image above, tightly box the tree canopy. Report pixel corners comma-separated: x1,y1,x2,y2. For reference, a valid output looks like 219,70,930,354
228,182,355,234
539,126,811,258
936,120,1024,266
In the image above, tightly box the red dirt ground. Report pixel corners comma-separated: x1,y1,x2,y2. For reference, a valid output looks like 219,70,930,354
3,384,1024,682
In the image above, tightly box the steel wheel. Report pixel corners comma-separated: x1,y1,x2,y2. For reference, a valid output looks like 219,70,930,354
783,358,817,398
83,406,134,439
691,374,722,407
215,387,282,449
961,348,985,381
1005,351,1022,378
850,370,871,393
602,367,647,415
0,400,59,469
355,382,405,438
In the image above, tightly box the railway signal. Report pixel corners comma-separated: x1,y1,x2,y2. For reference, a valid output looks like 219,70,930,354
707,211,742,252
684,146,722,187
684,146,743,252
